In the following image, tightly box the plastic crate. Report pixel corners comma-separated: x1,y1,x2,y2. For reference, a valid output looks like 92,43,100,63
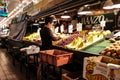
40,49,73,66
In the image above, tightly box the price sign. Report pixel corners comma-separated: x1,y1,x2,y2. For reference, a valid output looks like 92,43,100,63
68,24,73,33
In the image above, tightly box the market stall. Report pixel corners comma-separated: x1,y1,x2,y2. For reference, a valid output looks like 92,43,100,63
4,0,120,80
29,0,120,79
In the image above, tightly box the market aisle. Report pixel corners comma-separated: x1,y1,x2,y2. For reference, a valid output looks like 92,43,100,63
0,48,35,80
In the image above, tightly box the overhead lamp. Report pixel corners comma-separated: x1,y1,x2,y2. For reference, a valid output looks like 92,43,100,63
33,20,39,26
33,23,39,26
113,4,120,8
32,0,40,4
103,0,114,9
78,5,93,15
61,11,70,18
39,21,45,24
39,18,45,24
112,0,120,8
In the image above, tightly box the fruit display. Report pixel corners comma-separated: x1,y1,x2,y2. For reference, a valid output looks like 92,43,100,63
109,36,120,43
65,37,85,50
23,32,41,42
109,38,116,43
52,33,70,45
101,56,120,65
88,30,111,40
100,41,120,58
55,34,82,47
54,33,69,39
54,30,111,50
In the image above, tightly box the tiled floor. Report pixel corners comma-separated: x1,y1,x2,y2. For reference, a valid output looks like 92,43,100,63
0,48,36,80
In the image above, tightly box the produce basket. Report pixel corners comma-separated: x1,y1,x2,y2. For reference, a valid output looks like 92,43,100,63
39,49,73,66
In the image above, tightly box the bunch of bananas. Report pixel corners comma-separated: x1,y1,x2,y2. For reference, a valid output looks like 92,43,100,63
23,33,40,41
88,30,111,38
80,30,88,35
65,37,85,50
87,35,94,43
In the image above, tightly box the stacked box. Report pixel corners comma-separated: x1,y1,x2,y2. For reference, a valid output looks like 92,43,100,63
83,56,120,80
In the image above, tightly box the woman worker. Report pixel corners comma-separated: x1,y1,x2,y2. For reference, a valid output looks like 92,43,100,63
40,16,61,50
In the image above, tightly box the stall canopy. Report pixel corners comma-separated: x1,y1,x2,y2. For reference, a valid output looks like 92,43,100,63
31,0,100,20
8,21,27,40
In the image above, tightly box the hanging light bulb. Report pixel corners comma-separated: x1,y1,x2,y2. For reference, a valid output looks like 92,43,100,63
103,0,114,9
78,5,93,15
61,11,70,18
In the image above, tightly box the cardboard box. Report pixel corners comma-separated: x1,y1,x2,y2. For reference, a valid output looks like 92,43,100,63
83,56,120,80
21,45,40,54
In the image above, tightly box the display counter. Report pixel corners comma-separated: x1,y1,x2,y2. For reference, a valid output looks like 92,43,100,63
82,39,113,55
53,30,112,56
53,38,114,64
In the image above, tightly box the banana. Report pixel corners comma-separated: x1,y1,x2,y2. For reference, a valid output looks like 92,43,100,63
65,37,83,49
65,38,77,49
87,35,93,43
76,42,84,50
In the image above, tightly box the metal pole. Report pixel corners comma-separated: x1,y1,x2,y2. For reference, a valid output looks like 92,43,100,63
114,9,119,30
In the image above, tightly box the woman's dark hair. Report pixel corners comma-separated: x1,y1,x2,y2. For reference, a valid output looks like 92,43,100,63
45,16,54,25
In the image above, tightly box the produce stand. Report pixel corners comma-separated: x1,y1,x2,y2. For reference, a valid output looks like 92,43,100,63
52,37,114,79
52,30,120,80
0,0,119,80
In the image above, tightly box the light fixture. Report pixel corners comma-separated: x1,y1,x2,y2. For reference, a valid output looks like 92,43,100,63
32,0,40,4
78,5,93,15
39,18,45,24
39,21,45,24
33,20,39,26
112,0,120,8
61,11,70,18
33,23,39,26
103,0,114,9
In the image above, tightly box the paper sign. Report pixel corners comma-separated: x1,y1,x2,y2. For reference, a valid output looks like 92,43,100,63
68,24,73,33
77,23,82,31
60,24,64,33
55,27,59,33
